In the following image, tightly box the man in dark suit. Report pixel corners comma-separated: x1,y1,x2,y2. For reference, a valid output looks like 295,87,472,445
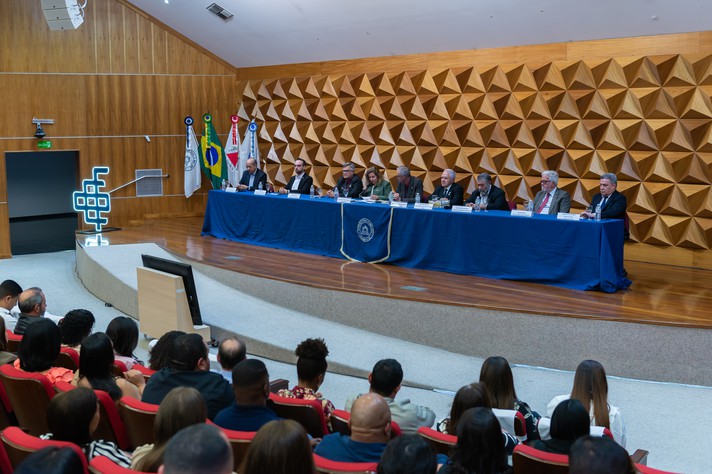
279,158,313,195
465,173,509,211
532,170,571,214
326,162,363,198
431,169,463,206
393,166,423,203
237,158,267,191
583,172,627,220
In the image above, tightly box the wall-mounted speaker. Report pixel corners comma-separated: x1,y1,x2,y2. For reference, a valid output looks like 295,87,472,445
41,0,84,30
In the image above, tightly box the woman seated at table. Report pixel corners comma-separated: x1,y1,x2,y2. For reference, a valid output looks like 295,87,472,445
14,318,73,385
360,167,392,201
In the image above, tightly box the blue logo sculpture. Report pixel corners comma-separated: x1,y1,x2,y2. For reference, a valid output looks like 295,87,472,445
73,167,111,232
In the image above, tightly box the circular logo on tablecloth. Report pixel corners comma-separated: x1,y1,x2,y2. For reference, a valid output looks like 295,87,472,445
357,218,375,242
185,149,198,171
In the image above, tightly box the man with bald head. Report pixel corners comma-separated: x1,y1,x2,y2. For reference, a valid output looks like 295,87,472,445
237,158,267,191
215,337,246,381
315,393,391,462
14,287,49,335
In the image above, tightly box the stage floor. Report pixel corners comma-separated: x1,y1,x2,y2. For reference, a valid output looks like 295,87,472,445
81,216,712,329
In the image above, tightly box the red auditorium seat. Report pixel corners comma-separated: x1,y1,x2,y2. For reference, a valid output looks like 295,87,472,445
0,426,89,473
268,393,328,438
0,364,55,436
313,453,377,474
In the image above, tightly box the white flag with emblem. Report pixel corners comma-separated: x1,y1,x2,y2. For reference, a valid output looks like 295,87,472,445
184,120,201,198
239,119,260,170
225,116,242,187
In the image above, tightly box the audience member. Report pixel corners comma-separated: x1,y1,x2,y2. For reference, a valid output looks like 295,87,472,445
280,158,313,194
15,318,73,384
216,336,246,381
241,419,316,474
465,173,509,210
76,332,144,400
532,170,571,214
143,333,233,420
569,435,635,474
58,309,95,349
106,316,140,369
14,287,48,335
346,358,435,435
214,358,279,431
547,359,626,447
532,399,589,454
0,279,22,331
158,424,233,474
13,446,84,474
430,169,464,206
327,162,363,198
437,382,490,435
479,356,541,440
237,157,268,191
148,330,186,371
278,337,335,428
392,166,423,203
378,434,437,474
582,173,627,223
437,407,512,474
132,387,208,472
0,318,18,365
360,167,392,200
315,393,391,462
43,387,131,467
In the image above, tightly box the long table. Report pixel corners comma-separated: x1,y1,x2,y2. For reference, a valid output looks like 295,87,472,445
202,190,631,292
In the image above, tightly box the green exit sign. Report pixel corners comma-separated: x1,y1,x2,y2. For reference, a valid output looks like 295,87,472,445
37,139,52,149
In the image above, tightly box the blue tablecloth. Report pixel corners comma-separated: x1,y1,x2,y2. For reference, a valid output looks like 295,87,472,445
202,191,631,292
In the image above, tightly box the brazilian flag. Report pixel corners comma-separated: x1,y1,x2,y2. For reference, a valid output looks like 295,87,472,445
199,114,228,189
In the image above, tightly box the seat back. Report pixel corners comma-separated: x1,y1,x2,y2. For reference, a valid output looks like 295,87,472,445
219,427,256,472
267,393,328,438
0,426,89,473
269,378,289,393
416,426,456,456
54,347,80,371
331,409,401,439
117,397,158,450
94,390,131,450
112,361,128,378
0,381,15,430
538,417,613,441
313,453,377,474
492,408,527,440
0,365,55,436
511,444,568,474
90,455,151,473
5,330,21,354
131,364,156,383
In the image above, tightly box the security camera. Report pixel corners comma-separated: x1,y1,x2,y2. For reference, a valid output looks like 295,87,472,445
35,123,46,139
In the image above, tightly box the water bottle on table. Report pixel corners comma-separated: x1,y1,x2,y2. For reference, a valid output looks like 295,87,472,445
595,203,602,221
415,192,420,204
388,191,394,204
334,187,340,200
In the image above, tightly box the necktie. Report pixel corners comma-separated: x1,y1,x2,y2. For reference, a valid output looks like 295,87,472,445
536,192,550,214
601,196,608,209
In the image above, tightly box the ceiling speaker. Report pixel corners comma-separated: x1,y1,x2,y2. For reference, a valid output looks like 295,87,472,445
41,0,84,30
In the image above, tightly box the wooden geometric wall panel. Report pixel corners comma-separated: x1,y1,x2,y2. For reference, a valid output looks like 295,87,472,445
237,52,712,250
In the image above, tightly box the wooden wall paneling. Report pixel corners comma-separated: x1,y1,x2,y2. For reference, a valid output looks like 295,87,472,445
0,205,9,259
123,5,141,74
137,15,154,75
108,0,126,73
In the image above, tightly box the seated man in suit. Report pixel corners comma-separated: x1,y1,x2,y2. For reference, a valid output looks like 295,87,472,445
532,170,571,214
582,173,627,221
279,158,313,194
465,173,509,211
326,162,363,198
237,158,267,191
430,169,464,207
392,166,423,203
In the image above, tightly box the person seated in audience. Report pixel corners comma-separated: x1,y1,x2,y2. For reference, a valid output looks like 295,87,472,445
465,173,509,211
346,358,435,435
532,399,589,454
216,336,246,381
14,318,73,384
0,279,22,332
58,309,95,350
75,332,144,400
132,387,208,471
106,316,141,369
278,337,335,429
14,446,85,474
279,158,313,194
568,435,636,474
0,319,18,366
327,162,363,198
148,330,186,371
430,169,464,207
360,167,392,201
479,355,541,440
214,358,279,431
143,333,233,420
42,387,131,467
14,287,49,335
392,166,423,203
315,393,391,463
581,173,628,222
437,407,512,474
531,170,571,214
241,419,316,474
158,423,233,474
378,434,438,474
237,157,268,191
547,359,626,447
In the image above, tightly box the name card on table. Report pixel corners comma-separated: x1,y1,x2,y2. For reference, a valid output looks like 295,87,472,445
390,201,408,208
225,187,237,193
510,210,532,217
451,205,472,213
557,212,581,221
253,190,267,196
337,197,353,203
287,193,301,199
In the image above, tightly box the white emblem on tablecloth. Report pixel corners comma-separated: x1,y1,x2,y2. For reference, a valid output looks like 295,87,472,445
357,218,375,242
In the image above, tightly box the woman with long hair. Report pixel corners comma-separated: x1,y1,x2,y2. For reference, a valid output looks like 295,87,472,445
547,360,626,447
360,167,392,200
15,318,73,384
437,407,511,474
437,382,490,435
479,356,541,440
106,316,140,369
532,399,589,454
241,419,316,474
76,332,144,400
132,387,208,472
